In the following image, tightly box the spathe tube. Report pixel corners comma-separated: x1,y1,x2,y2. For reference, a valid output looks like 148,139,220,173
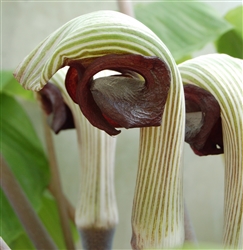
47,68,118,250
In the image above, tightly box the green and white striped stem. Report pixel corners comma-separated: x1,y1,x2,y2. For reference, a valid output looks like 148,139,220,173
131,54,185,249
179,54,243,249
14,10,185,249
49,69,118,249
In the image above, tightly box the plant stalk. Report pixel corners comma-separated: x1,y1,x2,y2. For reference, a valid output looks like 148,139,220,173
0,154,57,250
49,184,76,223
42,111,76,250
117,0,134,17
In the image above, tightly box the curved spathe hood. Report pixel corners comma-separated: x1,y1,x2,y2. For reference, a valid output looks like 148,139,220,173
14,10,174,92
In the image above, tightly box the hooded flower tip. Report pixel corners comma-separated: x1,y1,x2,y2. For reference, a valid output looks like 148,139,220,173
184,84,223,156
39,82,75,134
12,10,175,136
65,54,171,136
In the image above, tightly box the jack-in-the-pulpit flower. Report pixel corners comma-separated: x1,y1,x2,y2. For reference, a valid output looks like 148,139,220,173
179,54,243,249
14,10,185,249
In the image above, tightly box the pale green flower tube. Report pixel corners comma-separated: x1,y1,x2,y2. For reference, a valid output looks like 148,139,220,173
179,54,243,249
131,63,185,249
49,68,118,249
14,10,185,249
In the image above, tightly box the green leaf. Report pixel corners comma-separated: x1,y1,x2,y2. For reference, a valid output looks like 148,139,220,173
215,6,243,59
224,5,242,35
0,93,50,244
10,192,79,250
38,193,67,249
134,1,232,61
39,192,79,249
9,233,34,250
0,71,34,100
9,231,35,250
